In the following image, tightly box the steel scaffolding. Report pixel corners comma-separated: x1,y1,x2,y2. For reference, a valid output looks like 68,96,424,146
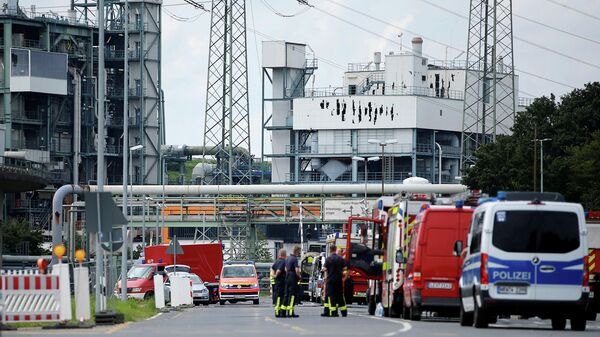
461,0,516,171
203,0,252,185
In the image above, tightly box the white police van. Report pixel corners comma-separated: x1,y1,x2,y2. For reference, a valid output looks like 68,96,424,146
455,192,590,330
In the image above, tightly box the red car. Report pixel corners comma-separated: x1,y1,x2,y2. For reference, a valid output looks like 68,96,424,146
117,262,166,299
403,203,473,320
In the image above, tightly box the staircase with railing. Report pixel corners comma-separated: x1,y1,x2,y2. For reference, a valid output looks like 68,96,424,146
357,72,385,95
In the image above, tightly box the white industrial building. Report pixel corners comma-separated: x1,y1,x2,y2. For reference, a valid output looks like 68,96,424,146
262,38,528,185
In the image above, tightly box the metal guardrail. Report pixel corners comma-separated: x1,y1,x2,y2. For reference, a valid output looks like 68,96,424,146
416,143,461,155
305,58,318,69
305,85,464,100
285,171,412,184
0,156,50,180
285,143,418,155
518,97,535,107
427,60,468,69
347,62,385,72
105,49,142,60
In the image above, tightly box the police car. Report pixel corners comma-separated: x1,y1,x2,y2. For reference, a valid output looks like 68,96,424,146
455,192,590,330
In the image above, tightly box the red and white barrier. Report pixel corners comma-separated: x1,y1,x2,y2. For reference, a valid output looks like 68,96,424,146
170,276,193,307
0,272,61,323
153,274,165,309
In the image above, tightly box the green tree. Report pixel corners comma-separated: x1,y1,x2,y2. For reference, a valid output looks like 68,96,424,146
0,218,48,255
566,131,600,209
465,82,600,209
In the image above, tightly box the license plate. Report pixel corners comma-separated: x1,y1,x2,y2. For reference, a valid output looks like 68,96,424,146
427,282,453,289
234,295,246,299
497,286,527,295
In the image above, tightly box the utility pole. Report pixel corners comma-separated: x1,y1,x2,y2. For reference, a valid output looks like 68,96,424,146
533,138,552,193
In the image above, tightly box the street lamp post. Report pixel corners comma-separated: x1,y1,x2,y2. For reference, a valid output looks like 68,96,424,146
533,138,552,192
353,156,380,216
121,144,143,300
143,197,153,248
367,139,398,195
155,202,160,245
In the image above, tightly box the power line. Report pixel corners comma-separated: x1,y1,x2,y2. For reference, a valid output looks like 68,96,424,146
163,7,206,22
545,0,600,22
418,0,600,71
298,0,575,89
183,0,209,11
259,0,311,18
513,13,600,46
323,0,464,53
248,0,263,71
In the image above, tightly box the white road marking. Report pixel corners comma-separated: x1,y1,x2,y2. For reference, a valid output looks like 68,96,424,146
349,313,412,334
146,312,163,321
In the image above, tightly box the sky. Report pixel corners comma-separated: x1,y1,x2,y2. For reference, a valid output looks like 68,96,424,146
21,0,600,157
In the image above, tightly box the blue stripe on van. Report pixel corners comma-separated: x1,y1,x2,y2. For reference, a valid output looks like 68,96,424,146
487,256,583,286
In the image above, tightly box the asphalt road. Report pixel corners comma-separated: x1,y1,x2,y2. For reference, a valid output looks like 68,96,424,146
4,301,600,337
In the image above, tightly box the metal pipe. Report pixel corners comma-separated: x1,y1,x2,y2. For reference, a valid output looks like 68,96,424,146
160,144,249,157
51,184,88,264
89,183,468,196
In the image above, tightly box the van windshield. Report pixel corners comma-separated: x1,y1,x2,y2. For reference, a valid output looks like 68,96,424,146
222,266,256,278
127,265,153,279
492,210,579,253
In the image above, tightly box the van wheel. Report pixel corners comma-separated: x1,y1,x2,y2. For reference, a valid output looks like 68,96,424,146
367,296,376,316
219,300,225,305
390,303,401,318
570,316,587,331
253,299,259,305
473,295,488,328
551,317,566,330
409,305,421,321
402,303,410,320
459,301,473,326
143,291,154,300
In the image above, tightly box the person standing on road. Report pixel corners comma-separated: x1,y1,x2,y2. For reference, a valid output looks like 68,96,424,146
283,246,302,318
322,245,348,317
271,249,287,317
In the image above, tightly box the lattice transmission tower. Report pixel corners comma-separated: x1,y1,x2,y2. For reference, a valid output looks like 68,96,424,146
202,0,252,185
461,0,516,171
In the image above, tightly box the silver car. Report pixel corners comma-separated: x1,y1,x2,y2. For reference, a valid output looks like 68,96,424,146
165,272,210,306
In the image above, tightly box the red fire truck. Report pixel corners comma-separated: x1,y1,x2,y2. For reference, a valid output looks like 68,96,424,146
587,211,600,320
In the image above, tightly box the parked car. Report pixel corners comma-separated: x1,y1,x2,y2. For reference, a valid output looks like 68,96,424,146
164,272,210,306
219,261,260,305
165,264,192,274
457,193,590,331
116,262,166,299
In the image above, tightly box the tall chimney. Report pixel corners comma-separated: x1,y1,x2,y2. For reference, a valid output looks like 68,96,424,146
411,37,423,57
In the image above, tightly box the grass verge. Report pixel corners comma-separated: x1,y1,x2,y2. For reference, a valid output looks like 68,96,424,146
7,296,156,329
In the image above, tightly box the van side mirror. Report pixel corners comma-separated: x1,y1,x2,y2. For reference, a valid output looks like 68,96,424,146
453,240,463,257
395,250,405,264
215,275,220,281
